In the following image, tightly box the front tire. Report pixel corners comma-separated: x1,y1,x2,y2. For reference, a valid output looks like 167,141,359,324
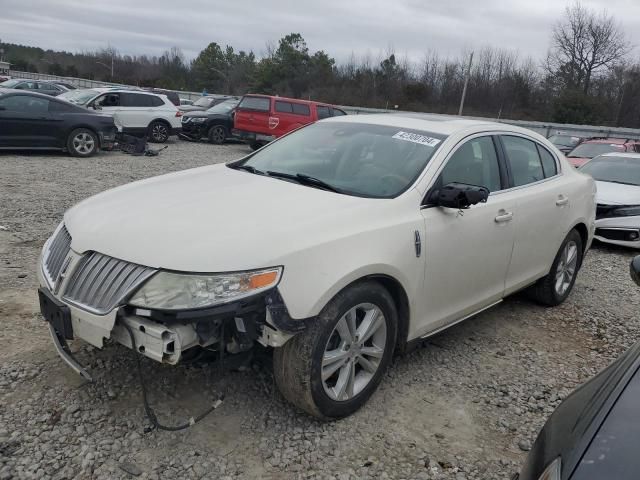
208,125,227,144
273,281,397,419
67,128,98,157
148,121,170,143
529,229,583,306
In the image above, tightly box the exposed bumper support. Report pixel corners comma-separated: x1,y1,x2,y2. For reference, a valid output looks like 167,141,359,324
47,322,92,382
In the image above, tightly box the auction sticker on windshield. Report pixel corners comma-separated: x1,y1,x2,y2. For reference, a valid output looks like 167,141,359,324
392,131,441,147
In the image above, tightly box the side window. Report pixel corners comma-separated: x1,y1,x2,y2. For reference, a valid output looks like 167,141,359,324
239,96,270,111
275,101,293,113
0,95,49,113
38,83,57,91
332,108,347,116
536,145,558,177
121,93,155,107
49,101,74,113
151,96,164,107
502,136,545,187
292,103,310,116
317,105,331,119
96,93,120,107
439,136,502,192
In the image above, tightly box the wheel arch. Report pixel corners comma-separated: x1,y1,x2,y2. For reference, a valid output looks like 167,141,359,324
65,125,100,149
570,221,589,267
148,117,172,129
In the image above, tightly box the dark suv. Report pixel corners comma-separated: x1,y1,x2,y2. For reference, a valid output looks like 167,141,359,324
180,98,240,144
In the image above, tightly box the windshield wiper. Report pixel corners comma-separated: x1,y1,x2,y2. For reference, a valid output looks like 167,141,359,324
228,164,265,175
266,171,342,193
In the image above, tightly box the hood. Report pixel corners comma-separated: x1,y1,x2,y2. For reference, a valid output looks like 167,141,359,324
596,180,640,205
179,105,207,112
64,164,386,272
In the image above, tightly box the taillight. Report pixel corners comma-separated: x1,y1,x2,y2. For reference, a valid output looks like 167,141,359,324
269,117,279,129
175,111,183,117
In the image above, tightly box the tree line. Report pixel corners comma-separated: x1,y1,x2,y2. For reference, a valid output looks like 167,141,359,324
2,2,639,127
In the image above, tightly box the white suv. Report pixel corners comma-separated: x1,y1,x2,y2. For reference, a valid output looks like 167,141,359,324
59,88,182,142
38,115,595,419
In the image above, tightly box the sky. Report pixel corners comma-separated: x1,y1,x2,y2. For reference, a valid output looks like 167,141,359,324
1,0,640,65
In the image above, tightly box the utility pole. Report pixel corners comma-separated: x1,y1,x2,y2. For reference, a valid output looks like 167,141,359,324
458,51,474,116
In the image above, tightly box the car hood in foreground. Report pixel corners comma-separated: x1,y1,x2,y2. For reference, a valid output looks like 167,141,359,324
595,180,640,205
64,164,387,272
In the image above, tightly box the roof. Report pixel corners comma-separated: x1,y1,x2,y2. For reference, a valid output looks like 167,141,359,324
243,93,335,106
584,138,640,144
600,152,640,159
323,112,510,136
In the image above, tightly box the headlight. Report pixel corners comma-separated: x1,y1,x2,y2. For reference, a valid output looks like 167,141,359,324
128,267,282,310
612,205,640,217
537,458,561,480
190,117,206,123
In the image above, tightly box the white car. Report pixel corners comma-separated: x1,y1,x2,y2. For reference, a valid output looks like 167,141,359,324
580,152,640,248
58,88,182,142
37,115,595,418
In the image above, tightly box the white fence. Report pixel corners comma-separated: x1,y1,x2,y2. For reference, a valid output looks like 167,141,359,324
9,69,640,140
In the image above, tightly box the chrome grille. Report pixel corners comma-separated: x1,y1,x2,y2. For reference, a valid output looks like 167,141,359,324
63,252,157,315
43,224,72,287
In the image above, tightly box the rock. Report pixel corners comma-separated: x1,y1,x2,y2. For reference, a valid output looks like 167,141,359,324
120,462,143,477
518,439,532,452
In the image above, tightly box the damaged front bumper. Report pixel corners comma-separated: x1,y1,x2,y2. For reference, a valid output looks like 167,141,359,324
38,262,307,378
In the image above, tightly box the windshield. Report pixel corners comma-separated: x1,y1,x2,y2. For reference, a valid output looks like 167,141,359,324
1,79,22,87
580,156,640,186
193,97,214,107
58,89,100,105
235,122,445,198
207,100,239,114
568,142,624,159
549,135,581,147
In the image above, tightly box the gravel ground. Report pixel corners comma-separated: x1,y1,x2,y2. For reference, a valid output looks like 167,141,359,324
1,140,640,480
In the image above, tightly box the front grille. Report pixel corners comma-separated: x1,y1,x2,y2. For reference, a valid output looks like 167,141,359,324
63,252,157,315
43,224,72,287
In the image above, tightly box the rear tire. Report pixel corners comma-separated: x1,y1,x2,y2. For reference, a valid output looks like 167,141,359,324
67,128,98,157
208,125,227,145
529,229,583,306
148,121,170,143
273,281,397,419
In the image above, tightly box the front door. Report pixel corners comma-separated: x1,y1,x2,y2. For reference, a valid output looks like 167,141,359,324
415,135,516,338
0,94,52,147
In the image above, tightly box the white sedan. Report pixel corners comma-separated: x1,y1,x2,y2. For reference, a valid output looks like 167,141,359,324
37,114,596,418
580,152,640,248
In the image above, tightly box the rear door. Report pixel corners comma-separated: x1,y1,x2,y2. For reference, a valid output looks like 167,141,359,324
0,94,53,147
498,134,571,293
234,96,271,134
272,100,312,136
119,92,156,129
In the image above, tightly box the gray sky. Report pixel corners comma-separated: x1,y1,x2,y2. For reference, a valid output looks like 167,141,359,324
2,0,640,64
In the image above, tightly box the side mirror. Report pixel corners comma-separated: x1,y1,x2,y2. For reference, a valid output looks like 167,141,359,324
630,256,640,286
430,182,489,209
92,103,102,110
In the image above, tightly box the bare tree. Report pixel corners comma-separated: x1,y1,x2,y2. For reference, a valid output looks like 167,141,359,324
546,1,630,93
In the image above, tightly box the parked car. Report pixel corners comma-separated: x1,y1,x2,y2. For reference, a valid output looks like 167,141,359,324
179,95,234,112
58,88,182,142
566,138,640,168
180,98,240,144
548,133,586,155
233,94,347,150
52,81,77,90
143,88,180,107
516,257,640,480
37,115,594,418
180,98,193,106
0,90,117,156
0,78,67,96
579,152,640,248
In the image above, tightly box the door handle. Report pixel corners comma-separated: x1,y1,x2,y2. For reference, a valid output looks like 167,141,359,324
556,195,569,206
494,210,513,223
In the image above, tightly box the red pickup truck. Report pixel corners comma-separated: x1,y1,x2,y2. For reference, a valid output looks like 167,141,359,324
233,94,346,149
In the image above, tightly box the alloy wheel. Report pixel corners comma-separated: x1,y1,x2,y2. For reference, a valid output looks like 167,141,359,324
321,303,387,401
555,240,578,295
211,126,225,143
152,123,168,141
72,132,95,155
